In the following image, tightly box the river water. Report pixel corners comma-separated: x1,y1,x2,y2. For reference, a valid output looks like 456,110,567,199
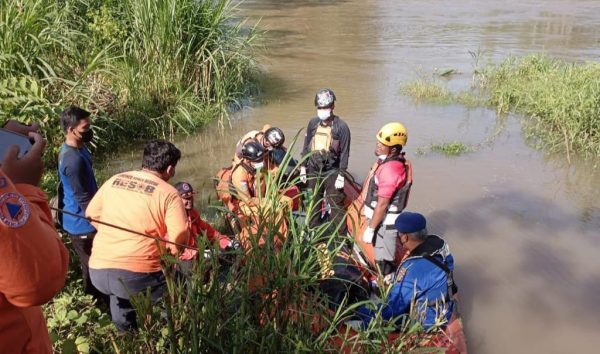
105,1,600,353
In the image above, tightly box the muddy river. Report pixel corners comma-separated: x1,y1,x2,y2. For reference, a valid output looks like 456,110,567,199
105,1,600,352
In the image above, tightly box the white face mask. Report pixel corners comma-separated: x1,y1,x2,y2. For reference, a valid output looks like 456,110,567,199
317,109,331,120
253,162,264,170
378,154,388,161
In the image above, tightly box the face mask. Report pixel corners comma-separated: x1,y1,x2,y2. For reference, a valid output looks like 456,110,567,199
77,129,94,143
378,154,388,161
317,109,331,120
253,162,264,170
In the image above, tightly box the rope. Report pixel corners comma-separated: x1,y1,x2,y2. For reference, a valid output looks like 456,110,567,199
52,206,203,252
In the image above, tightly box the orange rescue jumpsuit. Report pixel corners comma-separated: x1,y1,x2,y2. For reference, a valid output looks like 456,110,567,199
0,170,70,353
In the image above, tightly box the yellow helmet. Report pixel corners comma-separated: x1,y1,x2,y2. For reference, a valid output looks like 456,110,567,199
376,122,408,147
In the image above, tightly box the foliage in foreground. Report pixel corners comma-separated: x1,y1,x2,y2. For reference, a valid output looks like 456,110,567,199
0,0,259,170
400,55,600,159
43,149,449,353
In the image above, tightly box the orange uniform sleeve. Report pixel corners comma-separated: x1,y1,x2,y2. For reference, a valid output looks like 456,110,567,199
164,192,190,254
231,167,253,202
0,172,69,307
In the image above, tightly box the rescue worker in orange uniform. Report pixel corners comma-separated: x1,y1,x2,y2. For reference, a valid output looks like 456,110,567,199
361,123,412,278
300,88,351,237
233,125,287,167
230,140,268,206
229,140,291,249
0,120,69,354
173,181,240,275
87,140,189,331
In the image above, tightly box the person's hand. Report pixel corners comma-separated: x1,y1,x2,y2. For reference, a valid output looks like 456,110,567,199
3,120,40,135
228,239,241,250
362,226,375,244
334,174,344,189
1,131,45,186
299,166,307,183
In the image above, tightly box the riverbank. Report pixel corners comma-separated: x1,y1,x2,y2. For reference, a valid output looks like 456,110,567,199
1,0,259,193
400,55,600,160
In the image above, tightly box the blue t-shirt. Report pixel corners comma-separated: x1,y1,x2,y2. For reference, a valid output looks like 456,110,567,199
58,144,98,235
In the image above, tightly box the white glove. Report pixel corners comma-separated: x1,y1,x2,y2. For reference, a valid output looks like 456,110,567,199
300,166,307,183
344,320,364,331
362,226,375,244
334,174,344,189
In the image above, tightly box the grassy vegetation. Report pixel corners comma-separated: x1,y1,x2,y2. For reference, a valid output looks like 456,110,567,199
400,80,453,105
400,79,485,108
0,0,259,175
417,141,475,157
400,55,600,158
483,55,600,159
43,148,449,353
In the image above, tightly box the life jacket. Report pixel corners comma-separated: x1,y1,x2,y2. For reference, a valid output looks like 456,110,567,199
363,155,412,223
307,120,342,171
397,235,458,304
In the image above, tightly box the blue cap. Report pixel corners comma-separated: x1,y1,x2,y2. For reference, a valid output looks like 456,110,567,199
394,212,427,233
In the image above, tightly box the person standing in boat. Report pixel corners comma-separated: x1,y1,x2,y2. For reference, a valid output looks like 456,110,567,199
300,88,351,237
87,140,189,331
361,122,412,279
356,212,457,329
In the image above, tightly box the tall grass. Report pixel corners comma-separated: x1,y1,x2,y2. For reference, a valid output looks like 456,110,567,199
0,0,259,173
483,55,600,159
399,55,600,158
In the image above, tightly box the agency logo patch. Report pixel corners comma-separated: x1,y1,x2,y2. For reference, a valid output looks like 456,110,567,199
0,192,30,228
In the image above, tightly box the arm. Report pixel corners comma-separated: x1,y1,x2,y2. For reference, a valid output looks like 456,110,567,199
164,193,190,254
232,169,252,202
356,266,415,326
301,120,317,163
368,197,391,229
0,175,69,307
196,217,231,249
85,180,105,229
62,151,94,211
338,121,351,171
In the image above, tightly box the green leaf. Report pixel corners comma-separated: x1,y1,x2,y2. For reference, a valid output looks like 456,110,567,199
62,339,76,354
75,336,90,353
75,313,88,325
67,310,79,320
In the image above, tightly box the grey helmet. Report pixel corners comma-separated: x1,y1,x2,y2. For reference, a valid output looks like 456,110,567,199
264,127,285,149
314,88,336,109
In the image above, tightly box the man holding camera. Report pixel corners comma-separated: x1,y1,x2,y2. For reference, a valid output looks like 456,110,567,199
0,120,69,353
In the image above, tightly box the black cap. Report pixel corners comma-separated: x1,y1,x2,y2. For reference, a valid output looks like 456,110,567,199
174,182,194,194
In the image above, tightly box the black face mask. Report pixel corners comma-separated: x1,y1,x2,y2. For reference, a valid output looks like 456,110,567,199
77,129,94,143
